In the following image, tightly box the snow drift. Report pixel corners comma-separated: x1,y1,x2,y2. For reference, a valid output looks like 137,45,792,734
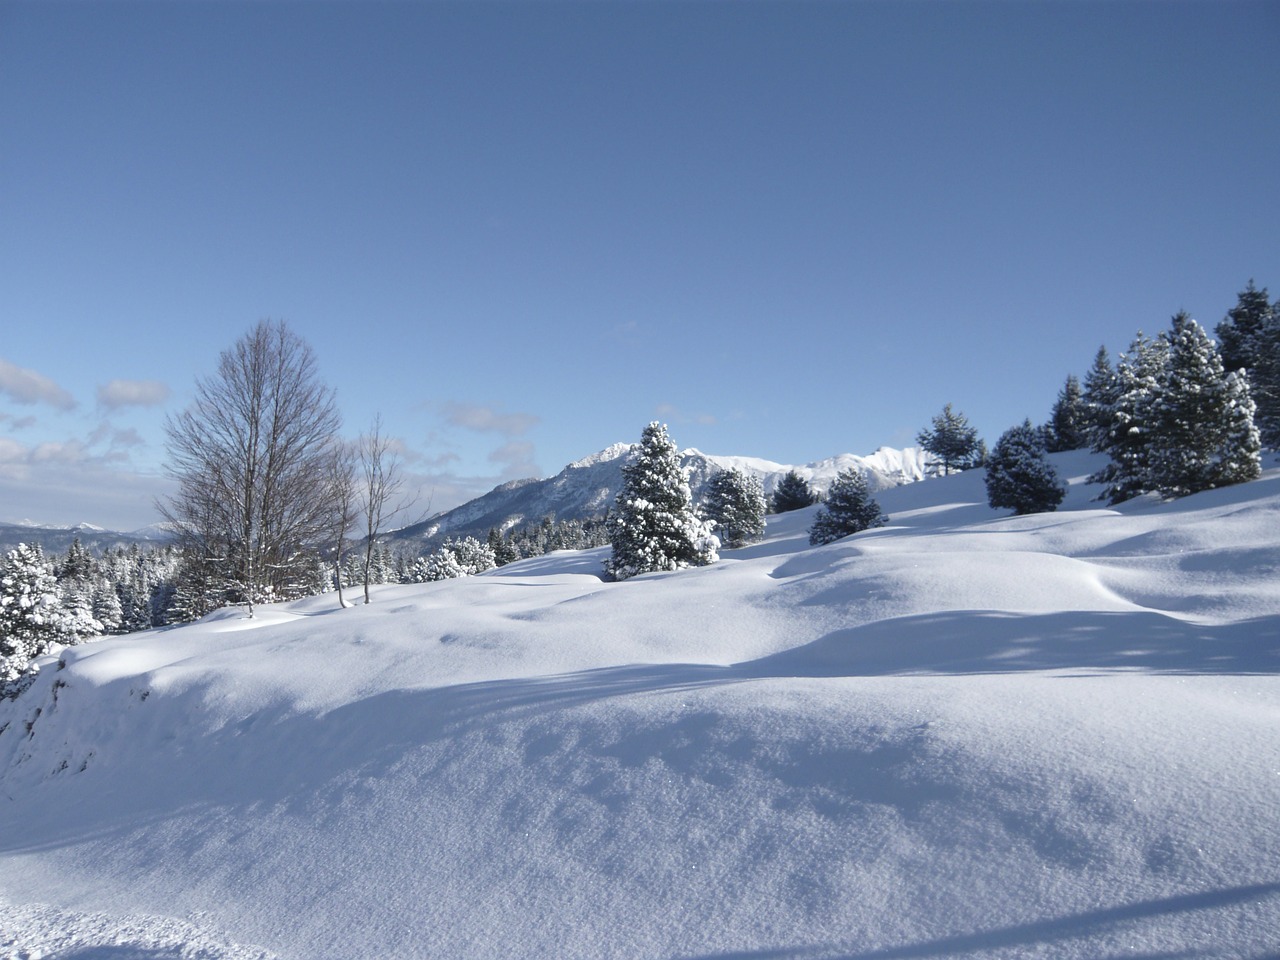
1,450,1277,959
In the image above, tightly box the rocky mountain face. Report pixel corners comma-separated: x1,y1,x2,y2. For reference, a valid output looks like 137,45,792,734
390,444,928,550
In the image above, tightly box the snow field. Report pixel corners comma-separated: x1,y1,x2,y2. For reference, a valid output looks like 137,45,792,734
1,450,1277,958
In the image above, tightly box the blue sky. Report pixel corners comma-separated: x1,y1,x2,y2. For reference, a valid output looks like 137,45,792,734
2,0,1277,530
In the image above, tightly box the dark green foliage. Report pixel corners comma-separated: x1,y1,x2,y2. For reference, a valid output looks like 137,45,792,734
701,469,766,549
808,470,887,545
1215,280,1273,374
917,404,982,475
985,420,1067,515
1082,346,1119,452
771,470,816,514
1046,374,1088,452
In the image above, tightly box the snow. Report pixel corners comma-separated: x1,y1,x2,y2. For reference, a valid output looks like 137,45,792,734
2,450,1278,958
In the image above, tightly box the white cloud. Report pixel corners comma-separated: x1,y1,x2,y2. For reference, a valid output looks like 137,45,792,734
0,357,76,410
442,402,539,437
96,379,171,410
488,440,540,480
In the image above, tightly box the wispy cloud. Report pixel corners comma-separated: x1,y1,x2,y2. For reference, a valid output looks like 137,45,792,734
489,440,539,480
442,402,539,437
0,357,76,410
0,412,38,430
96,379,171,410
655,403,718,427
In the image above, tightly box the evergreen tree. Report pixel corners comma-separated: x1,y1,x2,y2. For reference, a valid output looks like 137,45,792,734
605,422,718,581
1094,331,1169,503
701,468,766,549
771,470,816,514
1215,280,1273,374
916,403,982,475
1,544,76,685
1145,313,1261,497
808,469,887,545
487,527,519,566
985,420,1067,515
1082,345,1120,451
1253,306,1280,448
1045,374,1088,452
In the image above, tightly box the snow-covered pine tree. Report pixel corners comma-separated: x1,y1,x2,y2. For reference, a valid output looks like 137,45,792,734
605,422,718,581
1145,312,1261,497
808,469,887,545
1046,374,1088,452
1,543,76,686
1096,331,1169,503
1082,345,1120,452
771,470,816,514
701,468,766,549
985,419,1067,515
916,403,982,475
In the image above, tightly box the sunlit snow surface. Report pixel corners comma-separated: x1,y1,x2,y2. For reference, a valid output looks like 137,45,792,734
2,451,1277,959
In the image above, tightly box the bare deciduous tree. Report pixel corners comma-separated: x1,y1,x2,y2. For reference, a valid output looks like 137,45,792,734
323,438,358,609
161,319,341,617
356,415,417,605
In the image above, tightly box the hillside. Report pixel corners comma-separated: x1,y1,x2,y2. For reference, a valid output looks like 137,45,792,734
393,442,929,547
1,450,1277,958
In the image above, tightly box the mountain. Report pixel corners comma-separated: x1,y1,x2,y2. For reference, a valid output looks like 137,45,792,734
391,442,930,548
0,520,172,557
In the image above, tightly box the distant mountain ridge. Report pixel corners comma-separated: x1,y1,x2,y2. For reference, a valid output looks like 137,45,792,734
0,520,172,557
390,443,929,549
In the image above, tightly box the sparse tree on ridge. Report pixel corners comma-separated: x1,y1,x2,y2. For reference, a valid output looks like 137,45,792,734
771,470,816,514
808,469,887,545
985,420,1067,515
605,422,718,581
161,319,342,617
701,468,766,549
917,403,982,475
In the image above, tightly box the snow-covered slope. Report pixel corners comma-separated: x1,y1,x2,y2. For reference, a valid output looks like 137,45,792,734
1,450,1278,959
396,442,928,546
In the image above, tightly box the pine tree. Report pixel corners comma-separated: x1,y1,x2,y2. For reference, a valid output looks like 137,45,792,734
771,470,816,514
1253,306,1280,448
605,422,718,581
1095,331,1169,503
1,543,76,685
808,469,887,545
1145,313,1261,497
487,527,519,566
985,420,1067,515
1046,374,1088,452
1082,345,1120,451
1215,280,1273,375
917,403,982,475
701,468,766,549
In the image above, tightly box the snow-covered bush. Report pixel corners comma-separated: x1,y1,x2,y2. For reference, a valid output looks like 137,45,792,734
605,422,718,581
406,537,497,583
985,420,1067,515
808,469,887,545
